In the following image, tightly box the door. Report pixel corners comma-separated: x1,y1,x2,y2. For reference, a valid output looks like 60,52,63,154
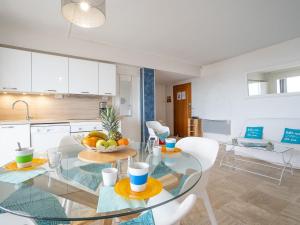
69,58,98,95
99,63,116,96
173,83,191,137
0,124,30,166
0,47,31,92
32,53,68,93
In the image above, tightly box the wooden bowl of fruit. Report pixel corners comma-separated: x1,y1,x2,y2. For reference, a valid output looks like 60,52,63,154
75,106,129,152
76,130,129,153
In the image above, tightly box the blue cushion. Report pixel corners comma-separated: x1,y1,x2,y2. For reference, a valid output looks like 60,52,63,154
244,126,263,139
281,128,300,144
119,210,155,225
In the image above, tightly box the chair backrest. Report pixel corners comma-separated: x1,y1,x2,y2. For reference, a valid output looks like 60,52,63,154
148,190,197,225
146,121,170,135
175,137,219,172
176,194,197,222
58,135,85,155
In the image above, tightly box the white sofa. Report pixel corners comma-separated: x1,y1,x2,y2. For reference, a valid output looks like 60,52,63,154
233,118,300,168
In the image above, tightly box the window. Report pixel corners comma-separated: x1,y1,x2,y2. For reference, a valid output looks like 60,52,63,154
248,81,267,96
287,76,300,93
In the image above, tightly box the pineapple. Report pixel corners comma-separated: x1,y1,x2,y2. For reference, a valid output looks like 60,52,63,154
108,130,122,141
100,106,122,141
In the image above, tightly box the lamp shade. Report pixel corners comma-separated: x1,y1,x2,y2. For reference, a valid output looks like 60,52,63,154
61,0,106,28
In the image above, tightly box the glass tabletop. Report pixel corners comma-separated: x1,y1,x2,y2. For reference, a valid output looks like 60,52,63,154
225,139,293,153
0,142,202,222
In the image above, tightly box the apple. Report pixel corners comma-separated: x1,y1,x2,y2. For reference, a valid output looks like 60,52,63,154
107,139,117,147
96,139,109,148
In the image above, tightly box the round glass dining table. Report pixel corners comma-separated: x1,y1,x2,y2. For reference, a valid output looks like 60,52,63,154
0,142,202,223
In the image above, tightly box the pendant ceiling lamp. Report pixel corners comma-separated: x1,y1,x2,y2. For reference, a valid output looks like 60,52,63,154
61,0,106,28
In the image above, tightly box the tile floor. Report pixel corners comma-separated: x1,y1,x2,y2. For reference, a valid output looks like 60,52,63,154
182,146,300,225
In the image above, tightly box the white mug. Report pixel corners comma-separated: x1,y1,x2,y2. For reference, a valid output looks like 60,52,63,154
128,162,149,192
102,168,118,186
165,138,176,151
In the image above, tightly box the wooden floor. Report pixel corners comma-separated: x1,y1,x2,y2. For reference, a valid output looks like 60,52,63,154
182,146,300,225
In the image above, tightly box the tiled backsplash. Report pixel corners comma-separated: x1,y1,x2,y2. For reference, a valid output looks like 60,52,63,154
0,93,112,120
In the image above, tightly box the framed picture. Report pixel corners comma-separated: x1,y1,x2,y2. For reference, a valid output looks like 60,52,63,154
177,92,181,100
181,91,186,100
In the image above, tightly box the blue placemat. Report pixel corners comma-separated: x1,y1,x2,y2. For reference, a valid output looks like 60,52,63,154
119,210,155,225
0,186,69,225
61,163,110,191
151,161,187,195
0,169,46,184
97,186,146,213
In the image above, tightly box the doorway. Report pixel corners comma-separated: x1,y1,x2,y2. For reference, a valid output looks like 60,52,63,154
173,83,191,137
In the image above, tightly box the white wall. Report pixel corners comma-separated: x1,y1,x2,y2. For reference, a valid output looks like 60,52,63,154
115,64,141,142
191,38,300,138
155,83,167,124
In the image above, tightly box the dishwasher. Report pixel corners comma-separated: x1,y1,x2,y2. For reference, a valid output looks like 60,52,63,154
70,122,103,137
31,123,70,151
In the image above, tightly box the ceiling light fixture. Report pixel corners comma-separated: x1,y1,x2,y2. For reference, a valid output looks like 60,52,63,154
61,0,106,28
79,1,91,12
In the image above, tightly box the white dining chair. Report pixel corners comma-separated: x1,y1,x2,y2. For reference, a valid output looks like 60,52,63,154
0,213,37,225
58,135,85,154
120,190,197,225
149,190,197,225
146,121,170,142
176,137,219,225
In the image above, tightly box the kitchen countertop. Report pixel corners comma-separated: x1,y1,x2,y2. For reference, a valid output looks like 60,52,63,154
0,119,101,125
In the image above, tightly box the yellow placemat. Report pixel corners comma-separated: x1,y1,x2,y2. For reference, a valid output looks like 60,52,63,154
114,177,162,200
161,146,182,154
4,158,48,171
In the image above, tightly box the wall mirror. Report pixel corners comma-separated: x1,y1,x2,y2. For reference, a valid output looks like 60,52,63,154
119,75,132,116
247,65,300,96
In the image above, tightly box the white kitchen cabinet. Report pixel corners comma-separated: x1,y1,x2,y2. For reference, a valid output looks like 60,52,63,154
98,63,116,96
69,58,98,95
31,124,70,151
32,53,68,93
0,47,31,92
0,124,30,166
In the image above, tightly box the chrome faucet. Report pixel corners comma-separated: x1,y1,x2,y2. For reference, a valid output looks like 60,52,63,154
12,100,32,121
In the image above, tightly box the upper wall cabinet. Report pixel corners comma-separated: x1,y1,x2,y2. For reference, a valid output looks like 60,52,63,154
32,53,68,93
69,58,98,95
0,47,31,92
99,63,116,96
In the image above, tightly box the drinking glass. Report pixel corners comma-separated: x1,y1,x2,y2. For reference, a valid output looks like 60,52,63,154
147,137,156,153
47,150,62,169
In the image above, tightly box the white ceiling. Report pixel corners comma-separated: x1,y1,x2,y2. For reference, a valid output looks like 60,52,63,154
156,70,196,85
1,0,300,67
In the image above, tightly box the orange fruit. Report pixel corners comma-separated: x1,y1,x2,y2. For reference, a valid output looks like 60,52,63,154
118,138,129,146
82,136,99,147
